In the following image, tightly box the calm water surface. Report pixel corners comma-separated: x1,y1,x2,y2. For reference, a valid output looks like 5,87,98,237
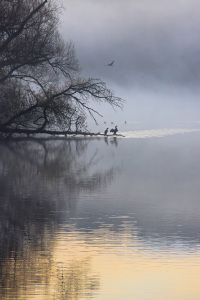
1,125,200,299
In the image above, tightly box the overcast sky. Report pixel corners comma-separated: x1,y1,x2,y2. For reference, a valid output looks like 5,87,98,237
60,0,200,126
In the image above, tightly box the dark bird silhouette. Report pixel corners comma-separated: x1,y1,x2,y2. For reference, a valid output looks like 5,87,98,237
110,125,118,135
107,60,114,66
113,126,118,135
104,128,109,136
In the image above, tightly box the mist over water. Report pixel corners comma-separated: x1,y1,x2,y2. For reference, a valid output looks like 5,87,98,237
1,0,200,297
61,0,200,132
1,127,200,299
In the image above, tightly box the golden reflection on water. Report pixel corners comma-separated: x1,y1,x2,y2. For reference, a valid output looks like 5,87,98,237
40,227,200,300
2,226,200,299
2,134,200,299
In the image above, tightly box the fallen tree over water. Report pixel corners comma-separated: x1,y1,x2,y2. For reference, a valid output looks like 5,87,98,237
0,0,124,138
0,126,125,138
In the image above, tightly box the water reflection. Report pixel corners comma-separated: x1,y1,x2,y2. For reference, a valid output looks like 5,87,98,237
53,258,99,299
67,134,200,249
0,138,115,299
1,132,200,299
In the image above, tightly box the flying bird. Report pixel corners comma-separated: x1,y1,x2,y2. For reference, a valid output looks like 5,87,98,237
107,60,114,66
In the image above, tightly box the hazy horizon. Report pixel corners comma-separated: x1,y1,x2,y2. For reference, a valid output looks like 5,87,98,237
60,0,200,126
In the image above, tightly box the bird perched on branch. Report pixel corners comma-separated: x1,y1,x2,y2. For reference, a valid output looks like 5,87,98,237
104,128,109,136
110,125,118,135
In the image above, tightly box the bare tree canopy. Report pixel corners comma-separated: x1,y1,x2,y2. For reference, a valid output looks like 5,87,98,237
0,0,124,137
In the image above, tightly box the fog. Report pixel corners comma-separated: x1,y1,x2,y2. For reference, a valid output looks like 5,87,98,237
60,0,200,126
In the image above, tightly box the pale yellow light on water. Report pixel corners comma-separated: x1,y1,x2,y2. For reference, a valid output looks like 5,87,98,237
31,229,200,300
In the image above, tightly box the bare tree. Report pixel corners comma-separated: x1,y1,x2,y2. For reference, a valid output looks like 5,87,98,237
0,0,124,137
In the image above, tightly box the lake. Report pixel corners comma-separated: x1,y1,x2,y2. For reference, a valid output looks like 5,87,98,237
1,123,200,299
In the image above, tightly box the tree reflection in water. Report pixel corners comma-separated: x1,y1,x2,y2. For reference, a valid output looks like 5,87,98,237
55,258,100,300
0,137,114,299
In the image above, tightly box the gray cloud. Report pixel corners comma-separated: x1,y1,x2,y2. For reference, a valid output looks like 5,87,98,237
60,0,200,123
61,0,200,85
